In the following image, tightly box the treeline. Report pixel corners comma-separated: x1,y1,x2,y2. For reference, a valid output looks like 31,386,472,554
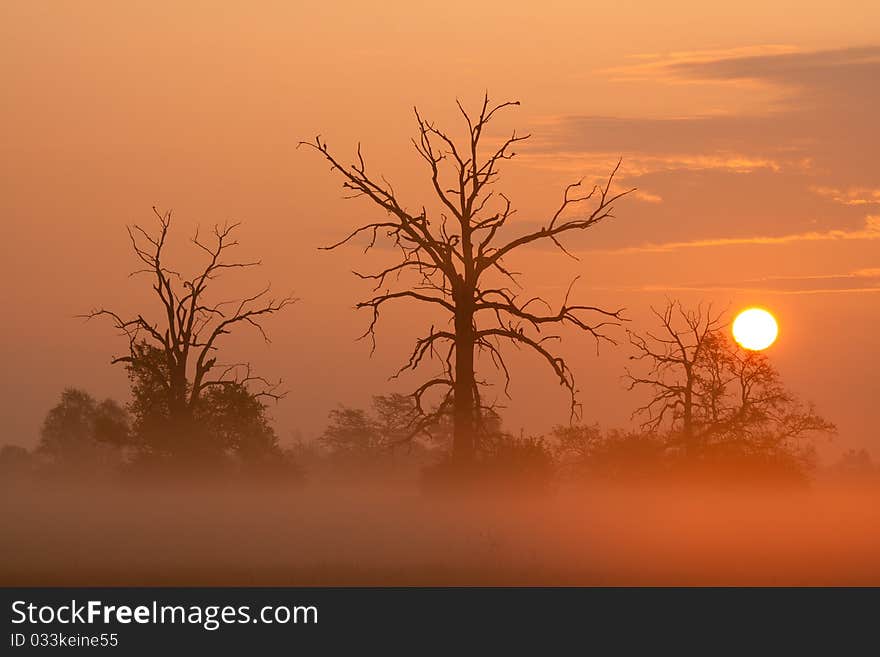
1,385,298,481
2,303,862,486
2,380,872,487
1,95,865,488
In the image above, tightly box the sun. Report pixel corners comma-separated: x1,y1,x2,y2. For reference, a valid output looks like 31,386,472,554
732,308,778,351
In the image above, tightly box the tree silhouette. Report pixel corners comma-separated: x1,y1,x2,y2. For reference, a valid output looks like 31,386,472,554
320,406,385,457
84,209,295,460
626,300,835,467
197,380,291,471
320,394,442,456
318,394,445,475
37,388,129,469
700,335,835,456
303,95,631,467
625,300,726,454
550,423,665,480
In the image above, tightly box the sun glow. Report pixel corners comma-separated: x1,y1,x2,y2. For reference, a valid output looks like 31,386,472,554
732,308,778,351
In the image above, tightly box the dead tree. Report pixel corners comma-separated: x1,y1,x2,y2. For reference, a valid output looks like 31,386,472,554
625,300,726,453
84,208,295,456
718,343,836,447
302,96,632,466
625,300,834,459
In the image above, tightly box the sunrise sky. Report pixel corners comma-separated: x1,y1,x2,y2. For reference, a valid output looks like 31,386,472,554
2,1,878,456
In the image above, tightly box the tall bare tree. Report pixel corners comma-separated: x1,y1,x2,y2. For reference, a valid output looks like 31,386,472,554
625,300,726,453
303,96,632,466
84,208,295,458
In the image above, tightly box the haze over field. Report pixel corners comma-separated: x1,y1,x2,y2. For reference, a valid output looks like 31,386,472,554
3,478,879,586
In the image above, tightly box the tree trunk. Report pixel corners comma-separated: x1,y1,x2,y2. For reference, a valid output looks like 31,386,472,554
168,361,195,458
682,368,695,455
452,297,476,466
682,388,693,454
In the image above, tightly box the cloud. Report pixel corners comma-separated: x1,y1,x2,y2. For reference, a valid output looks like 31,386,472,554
527,45,880,182
592,216,880,255
633,190,663,204
666,45,880,93
623,267,880,296
811,186,880,207
517,149,789,177
603,45,802,83
511,45,880,254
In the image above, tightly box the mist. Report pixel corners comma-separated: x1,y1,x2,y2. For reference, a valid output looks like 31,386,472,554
3,474,879,586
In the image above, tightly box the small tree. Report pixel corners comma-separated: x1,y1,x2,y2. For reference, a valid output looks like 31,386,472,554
626,300,835,472
85,209,294,461
304,95,631,468
319,394,446,475
550,424,665,480
700,337,835,468
551,423,605,466
198,382,285,466
37,388,129,470
372,393,425,446
320,394,448,457
320,406,384,457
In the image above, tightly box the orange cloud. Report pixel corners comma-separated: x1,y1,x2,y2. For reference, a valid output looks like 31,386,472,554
811,186,880,206
632,267,880,296
594,216,880,255
633,190,663,204
518,150,787,177
604,45,801,84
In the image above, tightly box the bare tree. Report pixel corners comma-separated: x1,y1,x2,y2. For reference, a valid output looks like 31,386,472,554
626,299,835,461
84,208,295,457
625,300,726,453
302,96,632,466
711,341,835,448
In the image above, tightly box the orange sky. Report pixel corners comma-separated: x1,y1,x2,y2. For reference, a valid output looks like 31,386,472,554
2,1,878,457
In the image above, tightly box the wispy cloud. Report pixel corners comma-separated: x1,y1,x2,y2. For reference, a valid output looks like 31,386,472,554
518,149,790,177
633,190,663,204
603,45,802,85
630,267,880,296
527,45,880,188
592,216,880,255
811,186,880,206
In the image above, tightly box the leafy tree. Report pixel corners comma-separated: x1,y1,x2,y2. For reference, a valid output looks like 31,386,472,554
480,433,556,485
122,342,291,470
37,388,129,470
320,406,384,457
372,393,424,446
551,422,605,465
550,424,665,480
318,394,456,476
197,382,286,467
